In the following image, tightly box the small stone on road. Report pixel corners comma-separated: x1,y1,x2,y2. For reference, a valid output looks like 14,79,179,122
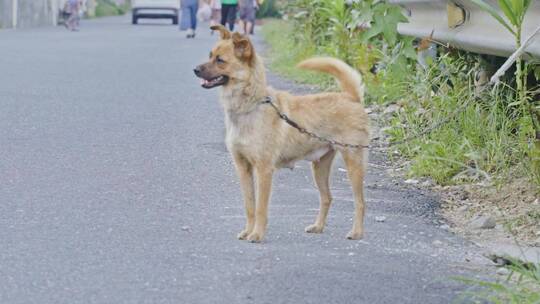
469,215,496,229
496,267,510,275
404,179,419,185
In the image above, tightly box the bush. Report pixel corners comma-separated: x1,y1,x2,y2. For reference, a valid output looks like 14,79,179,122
256,0,281,18
95,0,127,17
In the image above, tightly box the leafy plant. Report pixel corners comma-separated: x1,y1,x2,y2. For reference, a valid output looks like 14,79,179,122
351,0,408,46
469,0,539,182
287,0,415,92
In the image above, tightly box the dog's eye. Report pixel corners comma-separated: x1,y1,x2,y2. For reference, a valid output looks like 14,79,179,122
216,56,225,64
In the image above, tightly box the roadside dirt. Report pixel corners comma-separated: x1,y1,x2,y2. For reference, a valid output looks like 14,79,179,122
438,179,540,247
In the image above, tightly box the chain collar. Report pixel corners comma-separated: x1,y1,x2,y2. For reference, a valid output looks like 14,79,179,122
261,96,369,149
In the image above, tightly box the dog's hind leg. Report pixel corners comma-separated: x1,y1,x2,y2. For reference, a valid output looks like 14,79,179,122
247,164,274,243
305,150,336,234
341,149,367,240
233,153,256,240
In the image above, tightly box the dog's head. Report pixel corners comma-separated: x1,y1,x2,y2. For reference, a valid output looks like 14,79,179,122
194,25,255,89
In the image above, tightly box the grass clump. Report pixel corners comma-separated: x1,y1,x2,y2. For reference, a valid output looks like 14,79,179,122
459,261,540,303
387,53,533,185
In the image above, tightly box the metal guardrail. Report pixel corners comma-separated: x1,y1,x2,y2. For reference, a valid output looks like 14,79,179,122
390,0,540,58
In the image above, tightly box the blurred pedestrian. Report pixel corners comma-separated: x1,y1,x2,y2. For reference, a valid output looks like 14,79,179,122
239,0,257,35
181,0,199,38
209,0,222,35
220,0,238,31
66,0,81,31
197,0,212,23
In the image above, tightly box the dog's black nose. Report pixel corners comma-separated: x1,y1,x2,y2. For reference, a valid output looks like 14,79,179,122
193,67,201,76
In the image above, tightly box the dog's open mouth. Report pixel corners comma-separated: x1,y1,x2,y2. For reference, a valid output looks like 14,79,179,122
199,75,229,89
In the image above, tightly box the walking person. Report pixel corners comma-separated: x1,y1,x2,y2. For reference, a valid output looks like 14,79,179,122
180,0,199,38
238,0,257,35
220,0,238,31
209,0,222,35
65,0,81,31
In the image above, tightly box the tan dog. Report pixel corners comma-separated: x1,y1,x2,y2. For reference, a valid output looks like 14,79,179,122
194,25,370,242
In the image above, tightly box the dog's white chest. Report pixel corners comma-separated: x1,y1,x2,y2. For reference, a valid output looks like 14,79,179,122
224,111,264,152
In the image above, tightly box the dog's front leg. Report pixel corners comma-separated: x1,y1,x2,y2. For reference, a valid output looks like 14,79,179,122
247,165,274,243
233,153,256,240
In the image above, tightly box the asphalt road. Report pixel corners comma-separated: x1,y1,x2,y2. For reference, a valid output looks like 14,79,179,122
0,16,488,304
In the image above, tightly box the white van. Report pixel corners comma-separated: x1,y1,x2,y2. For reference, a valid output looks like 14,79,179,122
131,0,180,25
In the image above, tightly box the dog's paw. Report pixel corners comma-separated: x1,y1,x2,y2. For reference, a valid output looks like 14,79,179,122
246,231,264,243
346,230,364,240
304,224,324,234
237,229,251,240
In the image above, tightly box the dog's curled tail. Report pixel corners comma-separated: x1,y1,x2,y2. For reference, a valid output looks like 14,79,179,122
297,57,364,103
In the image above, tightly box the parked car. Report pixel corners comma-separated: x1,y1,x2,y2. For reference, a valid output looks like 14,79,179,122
131,0,180,25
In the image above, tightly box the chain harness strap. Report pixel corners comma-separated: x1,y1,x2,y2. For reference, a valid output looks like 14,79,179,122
261,96,369,149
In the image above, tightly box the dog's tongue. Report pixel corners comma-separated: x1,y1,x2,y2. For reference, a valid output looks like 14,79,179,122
200,79,210,86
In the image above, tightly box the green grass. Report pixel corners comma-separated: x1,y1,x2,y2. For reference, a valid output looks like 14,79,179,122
260,19,335,89
388,55,533,185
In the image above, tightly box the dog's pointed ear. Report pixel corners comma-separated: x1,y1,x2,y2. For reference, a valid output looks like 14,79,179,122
232,32,254,64
210,25,231,40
